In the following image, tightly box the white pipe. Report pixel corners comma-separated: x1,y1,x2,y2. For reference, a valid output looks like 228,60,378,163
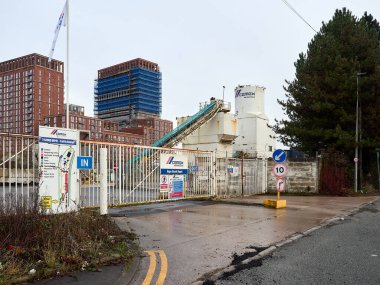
100,148,108,215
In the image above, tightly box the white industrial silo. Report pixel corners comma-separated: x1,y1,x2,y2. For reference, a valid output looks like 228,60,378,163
233,85,275,158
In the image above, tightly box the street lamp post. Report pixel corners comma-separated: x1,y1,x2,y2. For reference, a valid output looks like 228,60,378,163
355,72,366,192
223,85,225,102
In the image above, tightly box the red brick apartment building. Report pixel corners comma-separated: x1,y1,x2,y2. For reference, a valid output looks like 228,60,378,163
44,111,144,145
0,53,64,136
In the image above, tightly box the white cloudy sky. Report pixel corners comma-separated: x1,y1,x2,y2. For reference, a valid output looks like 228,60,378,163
1,0,379,125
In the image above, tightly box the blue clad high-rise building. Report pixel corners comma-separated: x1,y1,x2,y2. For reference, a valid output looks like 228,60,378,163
94,58,162,126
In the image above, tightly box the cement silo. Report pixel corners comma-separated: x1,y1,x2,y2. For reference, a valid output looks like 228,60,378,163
233,85,276,158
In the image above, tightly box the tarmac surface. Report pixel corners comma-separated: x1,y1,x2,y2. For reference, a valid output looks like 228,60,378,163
215,198,380,285
36,195,379,285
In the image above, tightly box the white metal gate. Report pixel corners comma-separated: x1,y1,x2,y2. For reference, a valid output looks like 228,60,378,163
0,133,39,210
216,158,267,196
79,141,215,207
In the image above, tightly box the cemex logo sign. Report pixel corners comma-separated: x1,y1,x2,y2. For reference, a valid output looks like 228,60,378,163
51,129,67,137
166,156,184,167
160,154,188,175
235,88,255,98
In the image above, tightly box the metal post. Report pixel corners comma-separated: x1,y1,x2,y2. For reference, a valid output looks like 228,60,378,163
118,146,122,204
377,150,380,192
355,75,359,193
355,72,366,192
66,0,70,128
222,86,225,102
100,148,108,215
212,151,216,196
241,154,244,197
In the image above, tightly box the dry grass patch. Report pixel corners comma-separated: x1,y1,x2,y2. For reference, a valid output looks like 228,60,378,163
0,198,137,285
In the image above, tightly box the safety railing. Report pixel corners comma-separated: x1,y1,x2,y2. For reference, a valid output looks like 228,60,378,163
0,133,39,210
79,140,215,208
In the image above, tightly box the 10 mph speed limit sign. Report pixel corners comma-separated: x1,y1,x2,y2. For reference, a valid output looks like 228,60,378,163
272,163,288,177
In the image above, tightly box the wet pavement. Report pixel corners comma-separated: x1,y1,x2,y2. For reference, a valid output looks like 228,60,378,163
215,198,380,285
111,195,378,285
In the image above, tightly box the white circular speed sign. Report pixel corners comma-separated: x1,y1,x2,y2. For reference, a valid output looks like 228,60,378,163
272,163,288,177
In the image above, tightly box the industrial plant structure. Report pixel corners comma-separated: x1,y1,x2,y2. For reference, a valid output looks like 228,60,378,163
233,84,276,158
177,85,276,158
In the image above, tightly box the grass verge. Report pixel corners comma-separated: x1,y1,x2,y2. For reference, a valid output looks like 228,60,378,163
0,201,138,285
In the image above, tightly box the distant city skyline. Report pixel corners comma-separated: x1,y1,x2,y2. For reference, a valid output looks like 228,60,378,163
1,0,379,133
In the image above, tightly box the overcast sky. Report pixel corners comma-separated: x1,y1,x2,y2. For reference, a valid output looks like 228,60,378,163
1,0,379,126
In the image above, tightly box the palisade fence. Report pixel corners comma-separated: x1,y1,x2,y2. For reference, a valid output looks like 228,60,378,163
0,133,39,210
79,141,215,207
0,132,269,210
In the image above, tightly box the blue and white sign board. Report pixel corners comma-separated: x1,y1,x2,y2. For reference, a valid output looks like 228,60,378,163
160,154,188,198
227,165,239,177
189,165,199,172
171,177,184,198
77,156,93,170
39,126,79,213
160,154,188,175
272,149,287,163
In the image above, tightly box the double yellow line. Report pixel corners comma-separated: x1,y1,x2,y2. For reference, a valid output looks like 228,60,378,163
142,250,168,285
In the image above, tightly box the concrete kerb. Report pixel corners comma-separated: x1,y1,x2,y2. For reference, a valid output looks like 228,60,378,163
115,254,141,285
191,196,380,285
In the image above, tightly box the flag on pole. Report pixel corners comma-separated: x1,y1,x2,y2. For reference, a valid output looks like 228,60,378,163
48,1,67,62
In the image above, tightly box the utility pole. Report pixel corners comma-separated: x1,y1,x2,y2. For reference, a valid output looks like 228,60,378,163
355,72,366,192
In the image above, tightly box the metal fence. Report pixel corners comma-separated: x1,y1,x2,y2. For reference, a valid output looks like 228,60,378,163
1,131,270,210
216,158,267,196
0,133,39,209
79,141,215,207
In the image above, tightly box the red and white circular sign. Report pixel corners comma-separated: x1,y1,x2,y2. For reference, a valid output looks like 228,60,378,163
276,178,286,192
272,163,288,177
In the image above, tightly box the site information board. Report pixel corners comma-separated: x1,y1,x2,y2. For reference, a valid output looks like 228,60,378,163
39,126,80,213
160,154,188,199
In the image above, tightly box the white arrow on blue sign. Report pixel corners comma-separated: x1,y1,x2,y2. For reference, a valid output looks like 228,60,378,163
272,149,287,163
77,156,93,170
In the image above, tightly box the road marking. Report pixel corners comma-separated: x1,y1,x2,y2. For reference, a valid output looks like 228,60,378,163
142,250,168,285
142,251,156,285
156,250,168,285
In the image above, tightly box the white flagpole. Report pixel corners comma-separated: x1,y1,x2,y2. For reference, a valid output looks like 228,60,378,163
66,0,70,129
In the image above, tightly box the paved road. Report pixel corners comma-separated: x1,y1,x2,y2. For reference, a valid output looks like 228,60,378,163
112,196,377,285
215,199,380,285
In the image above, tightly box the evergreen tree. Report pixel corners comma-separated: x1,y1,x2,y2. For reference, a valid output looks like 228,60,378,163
274,8,380,159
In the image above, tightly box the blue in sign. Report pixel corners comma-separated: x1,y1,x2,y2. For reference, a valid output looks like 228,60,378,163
190,165,199,172
272,149,287,163
77,156,93,170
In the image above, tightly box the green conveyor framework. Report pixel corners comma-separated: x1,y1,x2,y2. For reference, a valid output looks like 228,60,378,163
128,99,223,164
152,99,224,148
126,99,224,192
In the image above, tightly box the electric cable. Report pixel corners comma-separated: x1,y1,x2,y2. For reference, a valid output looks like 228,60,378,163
280,0,318,33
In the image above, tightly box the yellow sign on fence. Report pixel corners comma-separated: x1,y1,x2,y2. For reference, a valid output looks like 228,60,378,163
41,196,52,209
